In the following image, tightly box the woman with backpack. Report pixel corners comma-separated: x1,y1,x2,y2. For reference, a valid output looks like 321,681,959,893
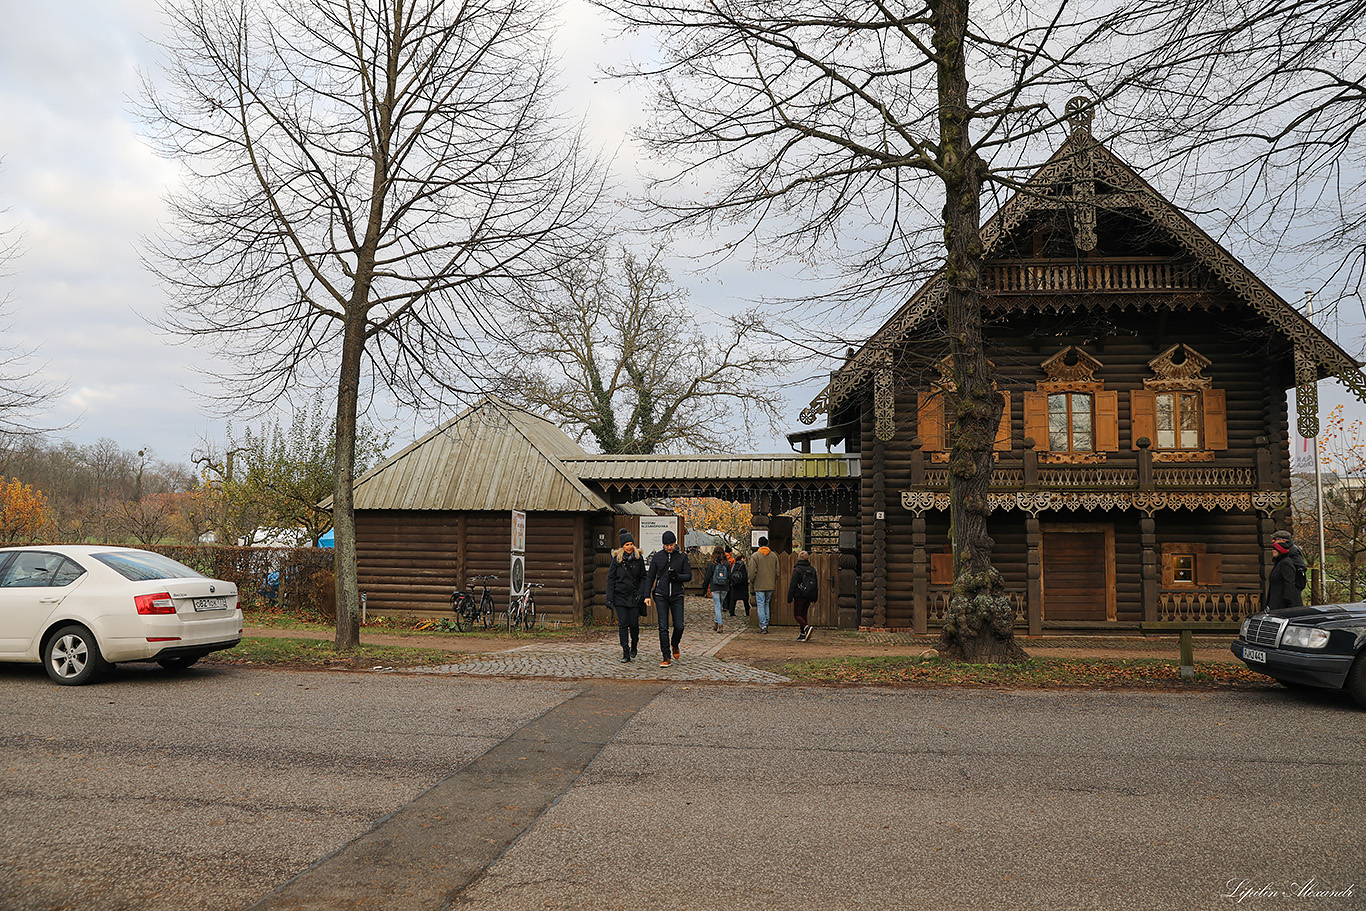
787,551,818,641
703,548,730,632
1263,529,1308,610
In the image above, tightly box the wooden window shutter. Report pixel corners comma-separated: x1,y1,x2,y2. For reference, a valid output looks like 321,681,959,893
1196,553,1223,585
1022,391,1049,451
1095,391,1119,451
1131,390,1156,450
1203,388,1228,451
994,391,1012,451
930,553,953,585
1161,552,1174,587
918,391,945,452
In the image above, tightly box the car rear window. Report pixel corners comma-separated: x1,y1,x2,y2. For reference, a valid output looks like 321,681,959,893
92,551,206,582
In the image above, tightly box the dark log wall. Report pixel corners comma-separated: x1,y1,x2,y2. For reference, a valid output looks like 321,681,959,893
355,509,590,621
859,298,1295,626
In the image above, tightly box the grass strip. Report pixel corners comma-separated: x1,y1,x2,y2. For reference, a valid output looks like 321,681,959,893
778,655,1268,689
209,636,467,669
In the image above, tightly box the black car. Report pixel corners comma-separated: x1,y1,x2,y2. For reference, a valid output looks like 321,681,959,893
1232,603,1366,707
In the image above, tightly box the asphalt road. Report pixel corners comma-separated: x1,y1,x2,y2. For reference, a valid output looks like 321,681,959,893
1,661,1362,911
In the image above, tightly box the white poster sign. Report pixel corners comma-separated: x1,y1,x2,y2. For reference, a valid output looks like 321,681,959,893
511,510,527,554
638,515,681,556
509,553,526,596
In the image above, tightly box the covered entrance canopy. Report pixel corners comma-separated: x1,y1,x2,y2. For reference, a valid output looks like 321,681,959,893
561,453,860,515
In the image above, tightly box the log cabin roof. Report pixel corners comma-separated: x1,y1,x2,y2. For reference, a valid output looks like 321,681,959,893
344,396,614,512
562,453,859,484
800,119,1366,426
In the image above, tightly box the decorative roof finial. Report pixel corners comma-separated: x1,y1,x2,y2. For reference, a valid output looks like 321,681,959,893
1066,96,1094,135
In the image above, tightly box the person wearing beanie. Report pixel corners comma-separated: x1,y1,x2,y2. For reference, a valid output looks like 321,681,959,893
727,548,751,618
606,529,646,662
642,527,691,665
1263,530,1308,611
788,550,818,641
749,534,778,633
703,548,730,632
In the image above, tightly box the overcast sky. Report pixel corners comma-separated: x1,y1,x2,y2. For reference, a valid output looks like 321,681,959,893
0,0,1361,470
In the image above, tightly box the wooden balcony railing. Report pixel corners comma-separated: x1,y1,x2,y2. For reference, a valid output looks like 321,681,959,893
921,465,1256,491
984,258,1203,294
1158,589,1259,623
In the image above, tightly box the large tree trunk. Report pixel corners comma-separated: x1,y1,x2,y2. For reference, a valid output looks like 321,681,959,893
933,0,1025,664
332,312,365,650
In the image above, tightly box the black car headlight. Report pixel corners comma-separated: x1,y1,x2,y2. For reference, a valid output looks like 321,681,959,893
1240,617,1252,638
1280,625,1329,649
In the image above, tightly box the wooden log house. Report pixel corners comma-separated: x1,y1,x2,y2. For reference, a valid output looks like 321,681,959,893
345,395,653,624
795,104,1366,634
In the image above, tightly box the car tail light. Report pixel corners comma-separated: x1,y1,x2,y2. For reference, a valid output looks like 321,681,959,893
135,592,176,615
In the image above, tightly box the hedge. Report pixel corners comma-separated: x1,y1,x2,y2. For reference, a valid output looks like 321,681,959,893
143,544,336,622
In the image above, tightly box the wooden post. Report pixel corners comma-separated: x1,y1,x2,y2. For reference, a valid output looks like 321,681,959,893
1179,629,1195,679
871,437,888,628
912,514,928,634
1136,437,1153,490
1026,515,1042,636
1140,515,1158,622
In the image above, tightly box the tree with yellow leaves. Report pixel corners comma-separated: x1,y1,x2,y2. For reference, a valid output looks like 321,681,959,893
671,498,752,553
0,477,51,544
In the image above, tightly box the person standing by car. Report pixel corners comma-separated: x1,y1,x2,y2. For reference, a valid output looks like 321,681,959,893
750,536,778,633
606,529,647,663
702,548,730,632
1263,529,1308,610
643,530,692,666
788,550,818,641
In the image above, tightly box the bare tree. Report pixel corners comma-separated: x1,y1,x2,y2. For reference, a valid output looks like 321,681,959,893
0,221,66,439
1124,0,1366,316
594,0,1147,661
142,0,606,647
495,245,793,453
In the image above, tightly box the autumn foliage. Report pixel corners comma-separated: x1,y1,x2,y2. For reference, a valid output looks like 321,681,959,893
0,477,52,544
671,498,752,551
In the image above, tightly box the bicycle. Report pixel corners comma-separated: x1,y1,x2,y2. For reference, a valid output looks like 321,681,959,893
507,582,544,631
450,574,499,632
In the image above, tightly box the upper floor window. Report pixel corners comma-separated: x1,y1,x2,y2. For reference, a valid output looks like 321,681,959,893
916,357,1011,462
1024,347,1117,464
1132,345,1226,460
1155,391,1201,450
1049,392,1094,452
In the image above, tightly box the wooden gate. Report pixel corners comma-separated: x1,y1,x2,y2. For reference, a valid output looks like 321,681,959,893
765,553,839,628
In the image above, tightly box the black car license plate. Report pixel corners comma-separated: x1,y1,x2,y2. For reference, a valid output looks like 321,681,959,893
1242,647,1267,664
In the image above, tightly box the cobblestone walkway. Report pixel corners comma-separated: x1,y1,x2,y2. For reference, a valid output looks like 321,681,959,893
409,598,790,684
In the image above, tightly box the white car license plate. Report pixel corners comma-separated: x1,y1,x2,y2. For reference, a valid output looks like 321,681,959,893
1243,647,1267,664
193,597,228,612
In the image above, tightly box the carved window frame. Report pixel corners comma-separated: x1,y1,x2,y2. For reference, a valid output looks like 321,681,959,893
1132,344,1227,463
1160,542,1223,587
1024,347,1117,465
917,357,1011,464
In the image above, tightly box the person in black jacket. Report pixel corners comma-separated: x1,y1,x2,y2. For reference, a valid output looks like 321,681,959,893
642,530,692,667
1263,529,1308,611
788,551,818,641
605,529,647,662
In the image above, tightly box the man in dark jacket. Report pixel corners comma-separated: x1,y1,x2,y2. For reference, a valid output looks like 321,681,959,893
605,529,647,663
1263,529,1308,610
642,529,692,667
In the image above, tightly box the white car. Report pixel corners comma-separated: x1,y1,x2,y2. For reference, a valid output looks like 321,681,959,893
0,545,243,685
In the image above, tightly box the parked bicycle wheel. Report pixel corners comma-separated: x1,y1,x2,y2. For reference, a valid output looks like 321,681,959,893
521,593,537,630
479,592,496,629
451,592,473,632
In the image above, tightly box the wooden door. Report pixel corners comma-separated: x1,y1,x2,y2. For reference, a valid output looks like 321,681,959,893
770,553,839,627
1041,525,1115,622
